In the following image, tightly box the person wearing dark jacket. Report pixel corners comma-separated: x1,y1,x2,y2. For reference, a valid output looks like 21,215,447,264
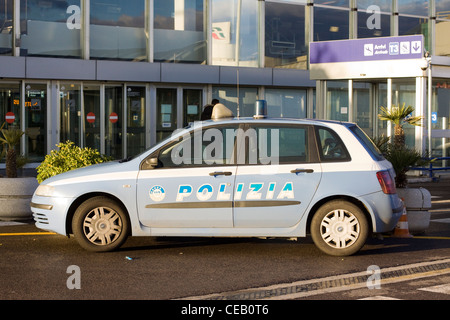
201,99,219,120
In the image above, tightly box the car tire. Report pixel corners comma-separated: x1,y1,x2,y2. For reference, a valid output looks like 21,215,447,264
72,196,130,252
311,200,369,256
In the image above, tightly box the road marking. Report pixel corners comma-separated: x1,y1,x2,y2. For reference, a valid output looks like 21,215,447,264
358,295,401,300
431,218,450,224
181,258,450,300
0,232,56,236
418,283,450,295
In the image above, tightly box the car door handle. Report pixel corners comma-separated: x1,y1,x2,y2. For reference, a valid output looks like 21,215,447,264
291,169,314,174
209,171,233,176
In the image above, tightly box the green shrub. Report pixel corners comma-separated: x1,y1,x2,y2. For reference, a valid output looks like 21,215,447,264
37,141,113,183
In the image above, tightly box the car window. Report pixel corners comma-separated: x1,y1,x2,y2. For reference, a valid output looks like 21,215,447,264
246,125,312,165
316,126,351,162
155,125,239,168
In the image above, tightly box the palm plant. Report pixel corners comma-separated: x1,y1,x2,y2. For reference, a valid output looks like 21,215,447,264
378,103,423,147
0,128,25,178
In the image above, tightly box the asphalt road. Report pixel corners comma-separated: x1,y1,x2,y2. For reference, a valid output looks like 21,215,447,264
0,177,449,311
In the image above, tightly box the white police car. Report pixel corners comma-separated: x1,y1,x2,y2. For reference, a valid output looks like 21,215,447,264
31,104,403,256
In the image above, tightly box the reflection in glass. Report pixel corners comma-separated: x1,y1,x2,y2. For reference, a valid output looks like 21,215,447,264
83,84,101,151
357,11,390,38
436,18,450,56
265,88,307,118
25,83,47,162
105,86,123,159
183,89,202,126
265,2,306,69
0,83,20,131
212,0,259,67
326,81,348,122
60,83,81,146
157,88,177,143
212,86,257,117
0,0,13,55
313,7,349,41
127,86,146,157
154,0,206,63
398,0,429,16
90,0,146,60
20,0,81,57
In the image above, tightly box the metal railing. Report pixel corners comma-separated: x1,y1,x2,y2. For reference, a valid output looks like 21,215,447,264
410,157,450,179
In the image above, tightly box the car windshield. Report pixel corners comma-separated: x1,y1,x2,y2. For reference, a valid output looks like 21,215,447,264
349,125,384,161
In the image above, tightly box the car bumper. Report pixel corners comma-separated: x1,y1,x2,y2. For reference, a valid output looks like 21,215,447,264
361,192,403,233
30,195,73,235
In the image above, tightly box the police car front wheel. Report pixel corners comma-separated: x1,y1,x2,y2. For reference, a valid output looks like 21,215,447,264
311,200,369,256
72,196,130,252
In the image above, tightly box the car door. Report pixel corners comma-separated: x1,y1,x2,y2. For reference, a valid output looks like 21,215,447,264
233,124,322,228
136,123,240,228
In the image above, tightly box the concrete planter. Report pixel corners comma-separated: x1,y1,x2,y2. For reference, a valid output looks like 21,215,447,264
0,177,39,221
397,187,432,235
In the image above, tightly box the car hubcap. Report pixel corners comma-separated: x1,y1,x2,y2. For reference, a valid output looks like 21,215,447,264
83,207,122,246
319,209,360,249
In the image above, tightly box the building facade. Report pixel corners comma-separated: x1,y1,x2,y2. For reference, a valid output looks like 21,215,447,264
1,0,450,167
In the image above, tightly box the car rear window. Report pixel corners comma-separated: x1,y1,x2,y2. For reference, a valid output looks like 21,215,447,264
349,125,384,161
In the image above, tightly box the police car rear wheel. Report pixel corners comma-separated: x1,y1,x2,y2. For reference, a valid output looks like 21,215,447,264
72,197,130,252
311,200,369,256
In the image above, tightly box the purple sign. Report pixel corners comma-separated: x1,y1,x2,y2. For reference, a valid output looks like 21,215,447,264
310,35,424,64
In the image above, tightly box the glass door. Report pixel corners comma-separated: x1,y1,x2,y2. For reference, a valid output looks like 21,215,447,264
83,84,101,151
24,83,47,162
126,86,146,157
105,85,123,159
183,89,202,126
60,83,81,146
156,88,177,143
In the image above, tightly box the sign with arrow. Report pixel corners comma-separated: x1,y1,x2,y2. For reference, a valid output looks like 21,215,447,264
310,35,424,64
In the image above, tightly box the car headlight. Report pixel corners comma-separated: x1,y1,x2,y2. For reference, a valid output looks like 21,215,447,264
35,185,55,197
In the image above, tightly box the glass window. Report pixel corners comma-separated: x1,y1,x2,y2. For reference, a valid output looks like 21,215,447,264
357,10,391,38
436,18,450,56
60,83,81,146
211,0,259,67
265,88,307,118
398,16,429,37
127,86,146,157
316,126,350,162
0,0,13,55
313,6,349,41
251,125,310,164
90,0,146,60
314,0,349,7
212,86,258,118
265,1,307,69
154,0,206,63
398,0,429,16
20,0,81,58
83,84,101,151
356,0,391,12
156,124,239,168
25,83,47,162
0,83,20,131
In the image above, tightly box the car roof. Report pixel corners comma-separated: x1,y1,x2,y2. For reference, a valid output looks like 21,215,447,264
196,117,357,128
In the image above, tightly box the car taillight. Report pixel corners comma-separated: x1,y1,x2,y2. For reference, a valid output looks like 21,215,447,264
376,171,397,194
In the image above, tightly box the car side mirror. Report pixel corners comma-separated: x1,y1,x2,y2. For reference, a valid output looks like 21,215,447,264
142,157,158,170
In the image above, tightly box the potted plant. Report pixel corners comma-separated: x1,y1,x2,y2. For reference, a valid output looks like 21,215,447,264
0,125,39,221
377,104,431,234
